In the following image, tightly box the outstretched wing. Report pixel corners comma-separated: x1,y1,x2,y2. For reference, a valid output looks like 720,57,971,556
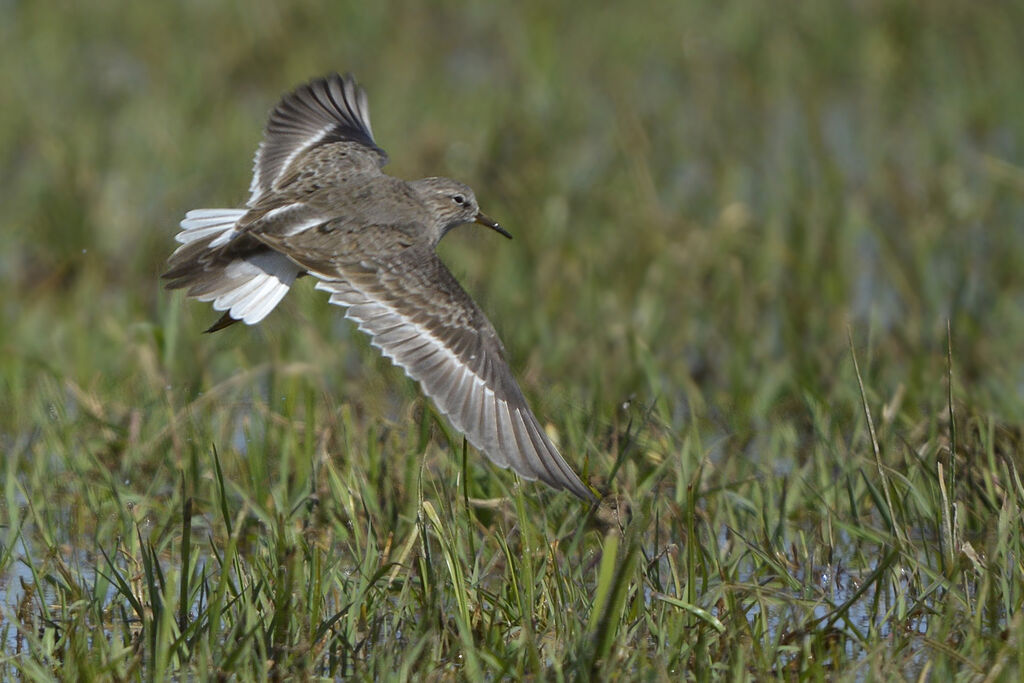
293,243,594,501
250,73,388,204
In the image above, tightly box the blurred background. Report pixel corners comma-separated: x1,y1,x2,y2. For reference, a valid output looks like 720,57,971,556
4,4,1024,674
3,0,1024,469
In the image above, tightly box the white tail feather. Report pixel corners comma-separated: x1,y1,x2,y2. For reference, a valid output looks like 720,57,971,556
175,208,247,246
193,251,301,325
174,209,301,326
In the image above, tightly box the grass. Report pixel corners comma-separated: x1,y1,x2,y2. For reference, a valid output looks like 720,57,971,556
3,0,1024,679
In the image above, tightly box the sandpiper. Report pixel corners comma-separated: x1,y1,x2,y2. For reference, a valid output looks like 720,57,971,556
163,73,594,501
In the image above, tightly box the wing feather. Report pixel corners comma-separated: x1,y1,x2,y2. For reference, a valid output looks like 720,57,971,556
250,73,388,204
304,248,592,500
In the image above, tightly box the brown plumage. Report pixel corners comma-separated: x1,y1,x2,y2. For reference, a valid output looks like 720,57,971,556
163,73,595,502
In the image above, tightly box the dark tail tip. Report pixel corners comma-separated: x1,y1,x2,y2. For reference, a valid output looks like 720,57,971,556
204,312,239,334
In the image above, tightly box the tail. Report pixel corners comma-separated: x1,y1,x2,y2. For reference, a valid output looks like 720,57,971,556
163,209,302,329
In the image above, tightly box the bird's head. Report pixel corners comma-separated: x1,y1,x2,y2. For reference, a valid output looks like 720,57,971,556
411,177,511,243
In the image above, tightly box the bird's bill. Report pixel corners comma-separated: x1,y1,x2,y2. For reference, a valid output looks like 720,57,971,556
475,212,512,239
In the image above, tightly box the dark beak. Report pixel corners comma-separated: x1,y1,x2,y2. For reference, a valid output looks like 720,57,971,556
475,212,512,239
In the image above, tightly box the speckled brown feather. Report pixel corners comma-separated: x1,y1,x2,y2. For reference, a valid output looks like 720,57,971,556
163,73,594,501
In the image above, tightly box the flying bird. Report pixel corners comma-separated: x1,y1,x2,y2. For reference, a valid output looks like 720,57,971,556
163,73,594,501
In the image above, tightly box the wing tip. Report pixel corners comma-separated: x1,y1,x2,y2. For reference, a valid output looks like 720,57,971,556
250,72,386,204
313,274,595,501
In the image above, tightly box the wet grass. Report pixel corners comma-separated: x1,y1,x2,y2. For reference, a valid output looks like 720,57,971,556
3,0,1024,679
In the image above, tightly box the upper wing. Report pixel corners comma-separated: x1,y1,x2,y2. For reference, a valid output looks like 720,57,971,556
268,234,593,501
249,73,388,205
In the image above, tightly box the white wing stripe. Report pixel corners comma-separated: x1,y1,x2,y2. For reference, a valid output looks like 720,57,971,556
250,124,335,202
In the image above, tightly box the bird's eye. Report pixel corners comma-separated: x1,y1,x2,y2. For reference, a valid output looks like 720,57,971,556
452,194,465,205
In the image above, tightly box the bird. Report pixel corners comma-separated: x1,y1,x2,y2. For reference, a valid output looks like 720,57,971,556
163,73,595,502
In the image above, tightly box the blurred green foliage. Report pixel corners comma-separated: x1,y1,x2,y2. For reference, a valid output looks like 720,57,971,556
4,0,1023,420
2,0,1024,678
